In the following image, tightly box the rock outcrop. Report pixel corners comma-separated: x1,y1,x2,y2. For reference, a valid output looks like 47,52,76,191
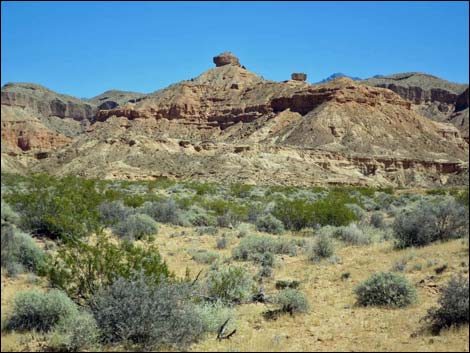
2,54,468,187
363,73,469,141
1,83,96,121
291,73,307,81
213,52,241,67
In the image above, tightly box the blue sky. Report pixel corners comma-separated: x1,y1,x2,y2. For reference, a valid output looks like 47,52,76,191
1,1,468,98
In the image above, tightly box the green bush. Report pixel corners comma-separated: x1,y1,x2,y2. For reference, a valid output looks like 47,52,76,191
393,198,468,248
1,225,46,276
354,272,417,308
274,289,309,314
113,213,158,240
256,213,285,234
204,265,254,304
4,174,103,239
232,235,297,264
422,275,469,333
272,198,316,231
48,311,100,352
273,192,359,231
6,290,78,332
92,273,206,349
47,234,171,302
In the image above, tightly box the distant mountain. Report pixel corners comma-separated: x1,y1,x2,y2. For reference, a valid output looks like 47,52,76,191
317,73,362,84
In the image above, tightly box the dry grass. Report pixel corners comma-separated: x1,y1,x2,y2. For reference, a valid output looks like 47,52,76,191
1,224,469,352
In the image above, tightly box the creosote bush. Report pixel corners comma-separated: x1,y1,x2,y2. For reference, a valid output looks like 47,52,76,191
47,233,171,302
113,213,158,240
355,272,417,308
6,289,78,332
422,275,469,333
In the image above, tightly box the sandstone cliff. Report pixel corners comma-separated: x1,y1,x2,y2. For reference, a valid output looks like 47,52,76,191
1,54,468,187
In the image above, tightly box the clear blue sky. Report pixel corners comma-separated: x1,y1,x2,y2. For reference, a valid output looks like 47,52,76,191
1,1,468,98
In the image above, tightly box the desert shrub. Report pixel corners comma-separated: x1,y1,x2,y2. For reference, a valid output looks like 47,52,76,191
333,223,371,245
370,212,385,228
194,301,236,333
1,199,20,225
184,205,214,226
92,273,206,349
48,311,100,352
272,198,316,231
422,275,469,333
98,200,134,225
456,188,469,208
217,210,243,228
273,193,359,231
47,234,171,302
204,199,248,227
196,226,219,236
355,272,417,308
216,236,229,249
6,290,78,332
232,235,297,264
258,265,273,278
113,213,158,240
236,223,252,238
1,225,46,276
346,203,367,221
190,249,219,264
275,279,300,290
4,174,103,239
391,258,408,272
393,198,468,248
204,265,254,304
274,289,309,314
308,234,334,261
255,213,285,234
138,199,187,226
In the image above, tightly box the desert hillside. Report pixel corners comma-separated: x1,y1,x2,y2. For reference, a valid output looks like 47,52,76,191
1,53,469,187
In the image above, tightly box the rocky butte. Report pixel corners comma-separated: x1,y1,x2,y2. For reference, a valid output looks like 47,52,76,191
1,52,468,187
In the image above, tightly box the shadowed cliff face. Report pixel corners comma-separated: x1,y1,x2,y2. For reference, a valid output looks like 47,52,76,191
1,55,468,187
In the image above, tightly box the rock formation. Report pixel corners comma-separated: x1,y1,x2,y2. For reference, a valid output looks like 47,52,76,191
1,54,468,187
291,73,307,81
363,73,469,141
213,52,241,67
